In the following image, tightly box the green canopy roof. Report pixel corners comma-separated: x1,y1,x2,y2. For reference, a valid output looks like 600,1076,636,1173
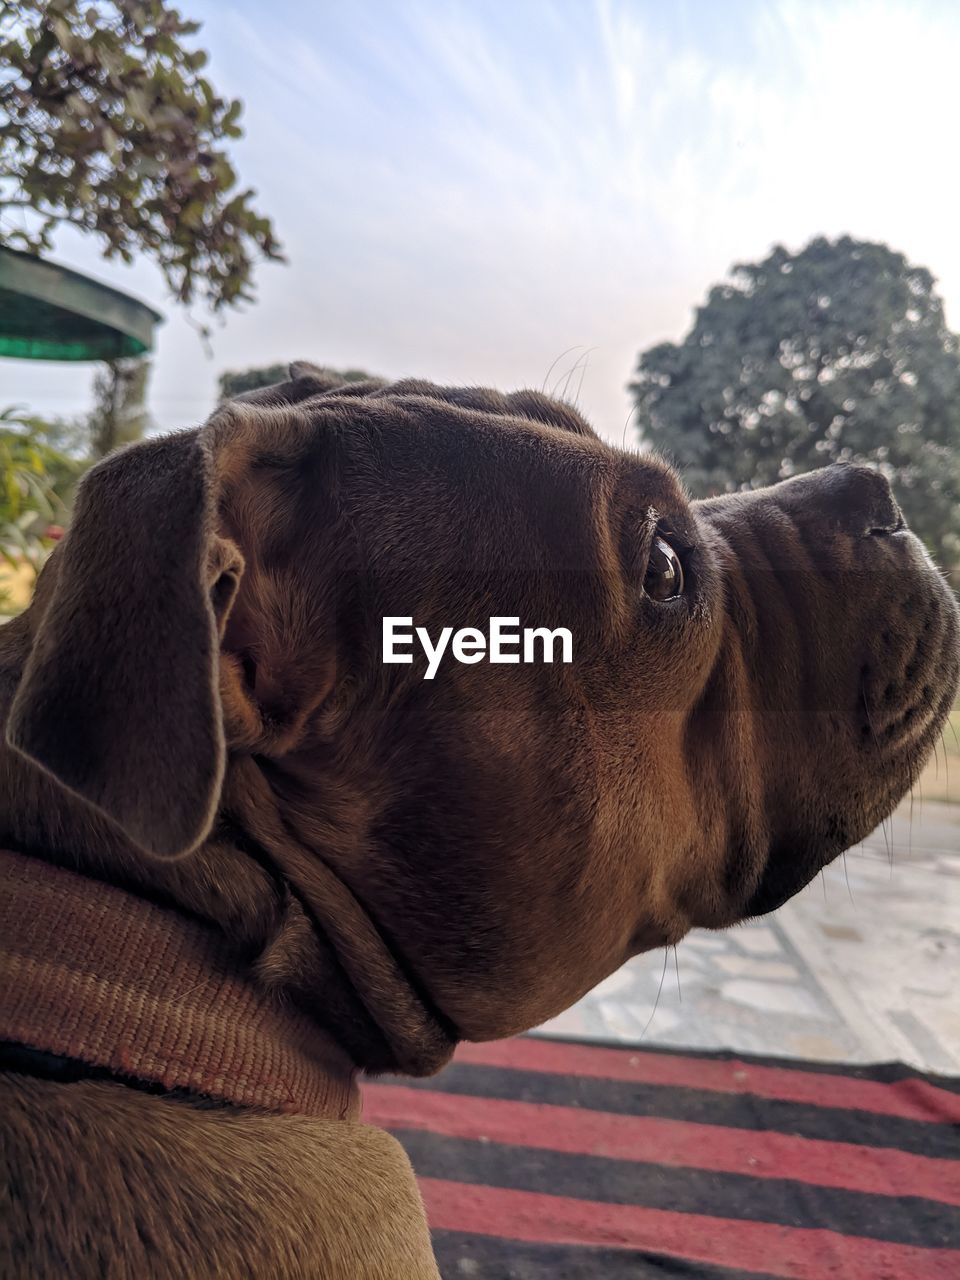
0,246,163,361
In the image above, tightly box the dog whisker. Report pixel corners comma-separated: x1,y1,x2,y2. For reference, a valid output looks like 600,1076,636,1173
554,354,586,403
860,686,894,867
841,851,855,904
572,346,596,408
541,345,584,394
622,401,639,448
673,944,682,1004
939,730,950,798
639,948,670,1043
558,350,590,404
884,813,895,872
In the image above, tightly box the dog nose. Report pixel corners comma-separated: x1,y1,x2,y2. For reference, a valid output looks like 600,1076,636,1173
779,464,904,537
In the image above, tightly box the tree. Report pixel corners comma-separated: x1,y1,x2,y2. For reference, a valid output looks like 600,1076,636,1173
0,0,282,312
219,364,377,400
630,237,960,575
88,357,151,457
0,405,82,608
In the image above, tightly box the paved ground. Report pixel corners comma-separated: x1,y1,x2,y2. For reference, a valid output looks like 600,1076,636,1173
535,796,960,1075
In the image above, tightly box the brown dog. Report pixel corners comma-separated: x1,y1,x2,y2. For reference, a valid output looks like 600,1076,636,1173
2,366,958,1278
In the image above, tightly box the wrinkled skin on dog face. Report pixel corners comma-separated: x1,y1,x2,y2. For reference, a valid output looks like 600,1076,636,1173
2,370,958,1073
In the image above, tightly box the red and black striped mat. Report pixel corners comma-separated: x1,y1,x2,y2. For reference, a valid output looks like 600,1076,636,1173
364,1036,960,1279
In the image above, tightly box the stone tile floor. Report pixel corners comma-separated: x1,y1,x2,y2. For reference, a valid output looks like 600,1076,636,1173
535,797,960,1074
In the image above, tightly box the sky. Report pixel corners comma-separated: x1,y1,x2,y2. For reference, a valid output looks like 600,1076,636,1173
4,0,960,446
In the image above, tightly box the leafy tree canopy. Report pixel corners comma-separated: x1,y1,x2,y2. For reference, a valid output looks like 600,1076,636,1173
219,363,377,400
630,236,960,573
0,0,282,311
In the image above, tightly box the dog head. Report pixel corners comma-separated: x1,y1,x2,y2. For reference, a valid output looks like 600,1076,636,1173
3,368,957,1071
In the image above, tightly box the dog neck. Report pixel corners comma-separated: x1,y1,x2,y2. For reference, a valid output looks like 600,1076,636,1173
0,848,359,1119
216,756,459,1078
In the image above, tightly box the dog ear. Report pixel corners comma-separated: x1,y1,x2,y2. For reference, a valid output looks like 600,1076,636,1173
5,431,239,860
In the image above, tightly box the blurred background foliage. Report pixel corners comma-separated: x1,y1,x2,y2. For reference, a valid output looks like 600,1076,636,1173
0,405,82,610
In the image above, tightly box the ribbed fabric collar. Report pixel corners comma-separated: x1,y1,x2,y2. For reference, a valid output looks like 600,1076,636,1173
0,848,358,1118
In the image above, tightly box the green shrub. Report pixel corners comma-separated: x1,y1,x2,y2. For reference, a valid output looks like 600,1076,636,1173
0,406,82,610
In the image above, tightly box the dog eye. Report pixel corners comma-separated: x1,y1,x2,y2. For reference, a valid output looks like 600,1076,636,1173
644,535,684,601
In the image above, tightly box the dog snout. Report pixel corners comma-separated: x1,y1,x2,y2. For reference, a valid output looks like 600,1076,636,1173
696,462,959,751
859,567,960,754
776,463,904,538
